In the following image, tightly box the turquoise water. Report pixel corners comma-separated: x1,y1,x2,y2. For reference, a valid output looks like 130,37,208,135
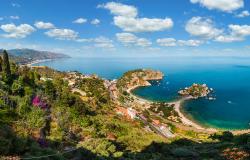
35,57,250,130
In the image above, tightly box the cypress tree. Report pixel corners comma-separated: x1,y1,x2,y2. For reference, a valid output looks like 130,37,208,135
0,56,2,72
2,50,11,77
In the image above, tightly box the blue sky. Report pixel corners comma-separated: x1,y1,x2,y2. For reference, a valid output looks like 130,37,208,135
0,0,250,57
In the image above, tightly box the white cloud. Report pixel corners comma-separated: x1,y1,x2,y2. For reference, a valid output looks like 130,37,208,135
114,16,173,33
76,36,115,49
157,38,203,47
94,42,114,49
75,38,91,42
215,24,250,42
91,19,100,25
215,35,243,42
34,21,55,29
136,38,152,47
156,38,177,47
186,16,250,43
229,25,250,36
178,40,203,46
93,36,115,49
45,28,78,40
73,18,87,24
10,16,19,20
0,23,35,38
98,2,137,18
236,10,250,18
99,2,173,32
116,32,152,47
190,0,244,12
185,17,223,39
116,33,137,44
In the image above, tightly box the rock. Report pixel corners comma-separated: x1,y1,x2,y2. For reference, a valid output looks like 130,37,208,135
178,83,212,98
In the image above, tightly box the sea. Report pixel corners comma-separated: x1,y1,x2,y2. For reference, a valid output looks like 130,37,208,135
34,57,250,130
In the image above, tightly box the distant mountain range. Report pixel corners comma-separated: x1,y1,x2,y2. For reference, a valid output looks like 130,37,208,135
0,48,70,64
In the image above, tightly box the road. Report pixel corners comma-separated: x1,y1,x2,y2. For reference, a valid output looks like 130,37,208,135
137,114,174,138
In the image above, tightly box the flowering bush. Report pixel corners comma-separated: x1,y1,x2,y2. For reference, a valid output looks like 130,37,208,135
32,96,48,109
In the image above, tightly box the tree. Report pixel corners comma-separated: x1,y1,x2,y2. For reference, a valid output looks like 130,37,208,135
11,80,24,96
44,80,56,100
2,50,11,77
210,131,234,142
0,56,3,72
23,106,46,134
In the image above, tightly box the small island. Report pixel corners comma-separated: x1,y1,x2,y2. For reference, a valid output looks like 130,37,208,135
178,83,211,99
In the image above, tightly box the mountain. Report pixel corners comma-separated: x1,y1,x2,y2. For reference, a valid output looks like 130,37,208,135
0,48,70,64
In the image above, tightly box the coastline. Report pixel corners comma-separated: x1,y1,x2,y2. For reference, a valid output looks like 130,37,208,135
23,59,53,67
170,98,250,134
127,84,154,105
127,83,211,131
128,82,250,135
168,96,206,130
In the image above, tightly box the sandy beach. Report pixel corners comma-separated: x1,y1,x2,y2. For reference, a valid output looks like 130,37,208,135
127,85,210,130
127,83,208,128
169,98,250,134
127,84,154,104
25,59,52,67
168,97,206,130
130,88,250,134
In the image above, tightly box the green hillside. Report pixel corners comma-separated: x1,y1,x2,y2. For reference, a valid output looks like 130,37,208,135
0,50,249,160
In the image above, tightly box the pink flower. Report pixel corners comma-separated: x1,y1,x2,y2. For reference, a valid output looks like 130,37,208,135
32,96,41,107
32,96,48,110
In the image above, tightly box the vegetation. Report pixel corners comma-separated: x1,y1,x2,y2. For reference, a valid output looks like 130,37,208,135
116,69,163,103
148,102,181,123
0,55,3,72
2,50,11,77
149,102,178,118
75,78,111,110
0,50,249,159
179,83,211,98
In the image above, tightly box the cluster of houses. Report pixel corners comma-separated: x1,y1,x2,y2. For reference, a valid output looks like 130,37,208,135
151,119,174,138
34,68,175,138
115,106,174,138
64,71,98,87
115,107,137,120
104,79,119,101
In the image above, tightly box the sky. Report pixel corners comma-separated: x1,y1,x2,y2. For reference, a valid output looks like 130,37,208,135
0,0,250,57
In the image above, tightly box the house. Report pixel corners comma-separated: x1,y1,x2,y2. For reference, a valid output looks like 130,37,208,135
159,125,174,138
127,108,137,119
152,119,160,126
115,107,137,120
40,77,53,81
108,83,118,100
115,107,129,118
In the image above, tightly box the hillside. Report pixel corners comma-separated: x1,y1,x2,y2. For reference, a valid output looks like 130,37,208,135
0,51,249,160
0,49,70,64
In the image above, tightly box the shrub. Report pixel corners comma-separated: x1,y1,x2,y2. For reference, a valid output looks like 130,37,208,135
171,147,198,158
210,131,234,142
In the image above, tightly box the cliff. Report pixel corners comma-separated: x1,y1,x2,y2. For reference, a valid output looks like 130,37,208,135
116,69,163,91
